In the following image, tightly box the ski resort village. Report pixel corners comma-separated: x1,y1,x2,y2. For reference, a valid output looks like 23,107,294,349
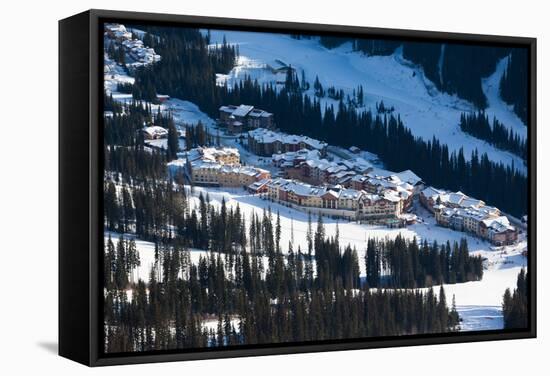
102,23,529,352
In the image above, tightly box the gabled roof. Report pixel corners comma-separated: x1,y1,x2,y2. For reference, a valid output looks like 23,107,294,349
142,126,168,137
232,105,255,117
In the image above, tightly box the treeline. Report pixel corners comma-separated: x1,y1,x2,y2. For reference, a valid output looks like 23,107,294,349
184,122,212,150
104,220,460,353
104,146,167,183
459,112,526,159
366,235,483,289
104,234,141,290
500,50,528,125
502,268,528,329
106,39,126,65
104,96,150,147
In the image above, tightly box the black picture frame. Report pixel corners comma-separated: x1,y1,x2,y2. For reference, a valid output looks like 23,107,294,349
59,9,537,367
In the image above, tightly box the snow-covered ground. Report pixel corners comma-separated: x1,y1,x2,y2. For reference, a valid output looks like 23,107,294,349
104,185,527,332
152,98,217,128
104,54,135,95
205,30,526,174
455,306,503,331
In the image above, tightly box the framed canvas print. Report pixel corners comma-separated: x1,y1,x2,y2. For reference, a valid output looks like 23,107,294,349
59,9,536,366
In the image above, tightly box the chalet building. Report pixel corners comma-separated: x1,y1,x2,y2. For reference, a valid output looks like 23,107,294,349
227,121,243,135
272,149,321,169
481,217,518,245
198,147,240,165
421,187,486,213
359,193,403,221
420,186,445,212
105,25,161,67
171,147,270,188
247,179,271,194
348,172,416,210
248,128,328,157
182,146,240,166
142,126,168,140
219,105,274,131
120,38,161,66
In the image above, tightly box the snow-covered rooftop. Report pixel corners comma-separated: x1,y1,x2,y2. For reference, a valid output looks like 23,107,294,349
142,126,168,138
232,105,255,118
249,128,327,151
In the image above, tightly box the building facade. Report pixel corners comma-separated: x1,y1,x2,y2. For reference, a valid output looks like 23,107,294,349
248,128,328,157
265,178,405,222
182,147,270,188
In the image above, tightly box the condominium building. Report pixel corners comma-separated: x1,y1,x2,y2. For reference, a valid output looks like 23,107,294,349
265,178,405,222
248,128,328,157
219,105,274,131
190,161,270,188
421,186,517,245
184,146,240,166
176,147,270,188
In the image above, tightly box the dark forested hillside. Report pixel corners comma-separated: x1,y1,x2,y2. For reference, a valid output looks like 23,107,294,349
319,37,521,111
401,42,441,86
437,44,509,108
500,49,529,125
130,26,236,114
459,111,527,159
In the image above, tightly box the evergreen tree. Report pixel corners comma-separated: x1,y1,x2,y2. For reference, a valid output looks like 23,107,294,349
166,120,179,161
502,269,528,329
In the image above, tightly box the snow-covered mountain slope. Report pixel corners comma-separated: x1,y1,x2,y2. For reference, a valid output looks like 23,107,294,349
482,56,527,140
207,30,526,175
